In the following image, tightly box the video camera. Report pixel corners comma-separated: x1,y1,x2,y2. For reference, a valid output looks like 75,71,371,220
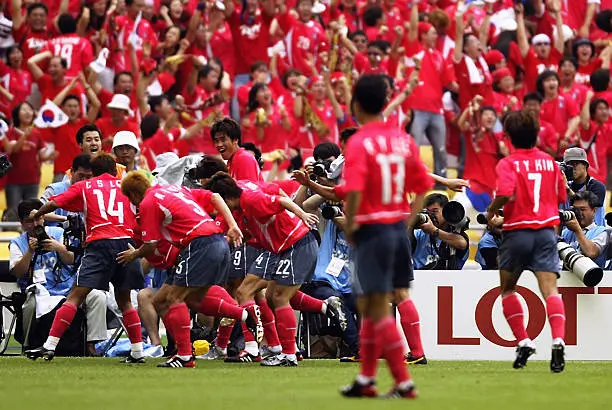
557,240,603,287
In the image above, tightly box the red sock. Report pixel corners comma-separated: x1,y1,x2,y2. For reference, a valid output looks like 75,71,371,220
206,285,227,299
218,300,245,321
290,291,324,313
502,293,529,342
163,303,192,357
216,324,234,349
274,305,297,355
258,299,280,346
397,299,424,357
49,302,77,338
376,317,411,385
546,294,566,341
122,308,143,344
239,301,256,343
359,318,378,379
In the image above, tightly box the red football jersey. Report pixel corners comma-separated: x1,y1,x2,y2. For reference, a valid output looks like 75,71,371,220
342,121,433,224
495,148,567,231
52,174,136,243
139,185,221,248
228,148,263,182
44,34,94,78
237,186,310,253
277,12,326,77
134,227,179,270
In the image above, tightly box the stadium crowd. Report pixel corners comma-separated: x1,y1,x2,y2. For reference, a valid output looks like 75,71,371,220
1,0,612,399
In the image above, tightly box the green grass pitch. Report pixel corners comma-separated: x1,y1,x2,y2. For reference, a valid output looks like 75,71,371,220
0,358,610,410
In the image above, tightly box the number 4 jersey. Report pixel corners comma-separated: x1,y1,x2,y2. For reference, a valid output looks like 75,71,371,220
340,121,433,225
52,173,136,243
495,148,567,231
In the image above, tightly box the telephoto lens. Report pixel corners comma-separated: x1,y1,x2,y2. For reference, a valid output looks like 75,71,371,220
559,210,576,223
557,241,604,287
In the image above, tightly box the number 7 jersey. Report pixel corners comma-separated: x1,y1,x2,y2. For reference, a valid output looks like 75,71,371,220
342,121,433,225
51,173,136,243
495,148,567,231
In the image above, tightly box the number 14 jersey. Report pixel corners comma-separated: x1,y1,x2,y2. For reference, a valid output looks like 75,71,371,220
52,173,136,243
342,121,433,225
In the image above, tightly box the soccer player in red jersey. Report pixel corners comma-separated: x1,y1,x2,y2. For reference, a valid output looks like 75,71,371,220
486,111,568,373
339,74,433,398
25,153,145,362
43,14,94,79
212,118,263,182
206,173,326,367
117,173,243,368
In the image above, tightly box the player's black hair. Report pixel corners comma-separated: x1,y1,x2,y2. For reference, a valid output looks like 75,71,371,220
570,191,599,209
27,2,48,15
349,30,367,42
198,65,217,83
247,82,269,113
535,70,560,97
367,41,386,53
313,142,341,161
425,193,449,208
559,57,578,70
11,102,34,128
480,106,497,117
241,142,264,170
148,95,169,114
590,69,610,92
340,128,358,145
113,71,134,86
352,74,388,116
210,118,241,141
523,92,543,105
503,111,538,149
140,114,160,140
72,154,92,171
590,98,609,118
57,13,77,34
205,172,243,199
363,6,383,27
194,155,229,180
250,61,268,75
76,124,102,145
62,94,80,106
281,68,302,89
90,152,117,177
18,199,44,221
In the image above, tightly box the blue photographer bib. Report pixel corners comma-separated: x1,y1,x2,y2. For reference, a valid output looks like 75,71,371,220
312,220,352,294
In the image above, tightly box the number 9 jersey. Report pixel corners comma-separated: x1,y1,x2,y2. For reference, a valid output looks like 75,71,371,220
51,173,137,243
341,122,433,225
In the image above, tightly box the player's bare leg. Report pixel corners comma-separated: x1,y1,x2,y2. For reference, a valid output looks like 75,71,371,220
535,271,566,373
393,288,426,364
138,288,161,346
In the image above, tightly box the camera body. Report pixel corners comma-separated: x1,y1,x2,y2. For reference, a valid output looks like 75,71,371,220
311,159,334,180
559,207,582,224
33,225,50,254
0,154,12,178
557,161,574,182
62,214,86,252
415,210,435,228
321,204,343,220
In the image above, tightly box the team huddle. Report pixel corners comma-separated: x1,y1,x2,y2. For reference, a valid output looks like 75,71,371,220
23,74,569,399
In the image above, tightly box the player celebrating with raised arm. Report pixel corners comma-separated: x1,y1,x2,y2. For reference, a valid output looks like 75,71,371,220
25,153,146,363
487,111,568,373
117,172,243,368
339,74,433,399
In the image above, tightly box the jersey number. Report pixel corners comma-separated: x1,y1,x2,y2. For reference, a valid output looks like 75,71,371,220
527,172,542,213
93,188,124,223
376,153,406,205
173,192,207,217
54,44,73,68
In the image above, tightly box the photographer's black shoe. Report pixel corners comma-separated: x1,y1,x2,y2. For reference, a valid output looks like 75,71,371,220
513,345,536,369
25,346,55,361
120,354,146,364
550,344,565,373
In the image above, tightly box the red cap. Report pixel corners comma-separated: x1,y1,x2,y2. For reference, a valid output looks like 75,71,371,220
492,68,512,83
330,72,345,83
418,22,434,38
485,50,505,67
309,75,324,89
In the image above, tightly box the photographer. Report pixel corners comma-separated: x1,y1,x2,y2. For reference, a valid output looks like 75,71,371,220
412,194,469,270
475,215,503,270
9,199,106,355
562,147,606,226
561,191,608,269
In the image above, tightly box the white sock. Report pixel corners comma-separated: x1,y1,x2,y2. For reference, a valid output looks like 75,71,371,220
43,336,60,351
552,338,565,346
176,354,192,361
269,345,282,353
398,380,414,391
356,374,373,385
244,341,259,356
518,338,534,348
217,346,227,354
241,310,248,321
285,353,297,362
131,342,144,358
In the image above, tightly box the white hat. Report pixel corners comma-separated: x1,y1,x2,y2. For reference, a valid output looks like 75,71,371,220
112,131,140,154
497,19,517,33
532,33,551,45
152,152,179,175
553,24,574,43
107,94,131,112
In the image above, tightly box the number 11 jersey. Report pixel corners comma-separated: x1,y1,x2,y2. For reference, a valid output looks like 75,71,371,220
52,173,136,243
342,121,433,225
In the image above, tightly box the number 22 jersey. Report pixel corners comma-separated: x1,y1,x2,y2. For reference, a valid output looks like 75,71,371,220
51,173,136,243
341,121,433,225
